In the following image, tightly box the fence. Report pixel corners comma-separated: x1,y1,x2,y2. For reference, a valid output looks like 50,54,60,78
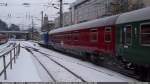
0,43,21,80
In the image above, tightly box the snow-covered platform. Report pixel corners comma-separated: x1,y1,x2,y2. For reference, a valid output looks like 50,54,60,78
0,41,137,82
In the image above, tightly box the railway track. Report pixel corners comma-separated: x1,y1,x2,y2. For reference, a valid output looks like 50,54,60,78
26,48,56,82
34,49,115,77
34,45,139,80
39,45,141,81
25,46,138,81
42,45,140,80
25,47,87,82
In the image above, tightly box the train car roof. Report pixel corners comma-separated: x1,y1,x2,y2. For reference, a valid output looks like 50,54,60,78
116,7,150,24
49,15,119,34
39,32,48,35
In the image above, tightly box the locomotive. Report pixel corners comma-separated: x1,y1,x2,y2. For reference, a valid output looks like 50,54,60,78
40,7,150,80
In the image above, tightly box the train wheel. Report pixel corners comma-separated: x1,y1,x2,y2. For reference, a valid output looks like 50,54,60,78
135,66,149,81
146,68,150,81
90,54,97,64
79,52,87,61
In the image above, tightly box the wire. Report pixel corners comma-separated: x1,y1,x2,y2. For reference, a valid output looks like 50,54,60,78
43,0,54,13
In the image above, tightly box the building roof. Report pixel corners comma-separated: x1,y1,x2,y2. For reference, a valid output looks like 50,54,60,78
49,15,119,34
116,7,150,24
70,0,87,8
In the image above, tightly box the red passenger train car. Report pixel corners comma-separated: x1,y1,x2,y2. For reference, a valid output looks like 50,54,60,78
49,15,119,61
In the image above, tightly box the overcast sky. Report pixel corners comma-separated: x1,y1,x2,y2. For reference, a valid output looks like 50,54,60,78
0,0,76,30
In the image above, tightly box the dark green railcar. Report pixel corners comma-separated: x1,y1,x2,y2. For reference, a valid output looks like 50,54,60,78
116,7,150,66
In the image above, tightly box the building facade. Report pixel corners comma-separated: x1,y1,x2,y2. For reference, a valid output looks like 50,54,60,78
63,12,72,27
54,0,150,28
143,0,150,7
70,0,115,24
54,16,60,28
41,14,55,32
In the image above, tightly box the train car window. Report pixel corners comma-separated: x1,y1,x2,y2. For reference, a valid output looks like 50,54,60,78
90,29,98,42
74,32,79,41
140,24,150,46
68,34,71,41
105,27,112,43
124,25,132,45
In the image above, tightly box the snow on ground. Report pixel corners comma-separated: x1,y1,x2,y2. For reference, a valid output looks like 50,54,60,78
33,51,82,82
0,42,41,82
0,42,14,77
0,43,8,51
0,41,138,82
0,42,11,53
22,41,137,82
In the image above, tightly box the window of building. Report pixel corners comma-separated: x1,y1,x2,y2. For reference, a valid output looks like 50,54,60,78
124,25,132,45
90,29,98,42
105,27,112,43
140,24,150,46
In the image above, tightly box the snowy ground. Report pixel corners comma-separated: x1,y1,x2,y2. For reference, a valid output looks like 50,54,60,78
0,42,17,77
0,41,138,82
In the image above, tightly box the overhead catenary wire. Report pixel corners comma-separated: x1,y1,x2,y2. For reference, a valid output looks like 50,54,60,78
0,0,73,30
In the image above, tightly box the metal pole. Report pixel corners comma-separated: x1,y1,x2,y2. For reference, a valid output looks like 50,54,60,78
126,0,129,12
32,16,34,40
19,44,21,54
41,11,44,31
14,48,16,63
10,51,12,69
3,55,7,80
59,0,63,27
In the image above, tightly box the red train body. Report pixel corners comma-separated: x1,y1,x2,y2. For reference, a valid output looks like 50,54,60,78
49,15,119,60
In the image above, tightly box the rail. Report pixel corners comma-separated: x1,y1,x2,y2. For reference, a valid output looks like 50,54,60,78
0,43,21,80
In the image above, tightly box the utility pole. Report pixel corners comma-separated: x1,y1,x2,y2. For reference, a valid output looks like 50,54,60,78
59,0,63,27
125,0,129,12
41,11,44,31
31,16,34,40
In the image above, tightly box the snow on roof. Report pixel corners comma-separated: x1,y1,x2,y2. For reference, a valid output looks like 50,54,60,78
49,15,119,34
116,7,150,24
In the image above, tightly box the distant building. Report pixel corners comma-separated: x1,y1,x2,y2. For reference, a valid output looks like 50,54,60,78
128,0,145,11
54,17,60,29
143,0,150,7
54,12,72,28
54,0,150,29
41,14,55,32
63,12,72,27
70,0,116,24
110,0,129,14
111,0,150,13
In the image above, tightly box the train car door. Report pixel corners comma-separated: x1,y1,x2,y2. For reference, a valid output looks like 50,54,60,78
121,25,132,56
104,27,112,54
